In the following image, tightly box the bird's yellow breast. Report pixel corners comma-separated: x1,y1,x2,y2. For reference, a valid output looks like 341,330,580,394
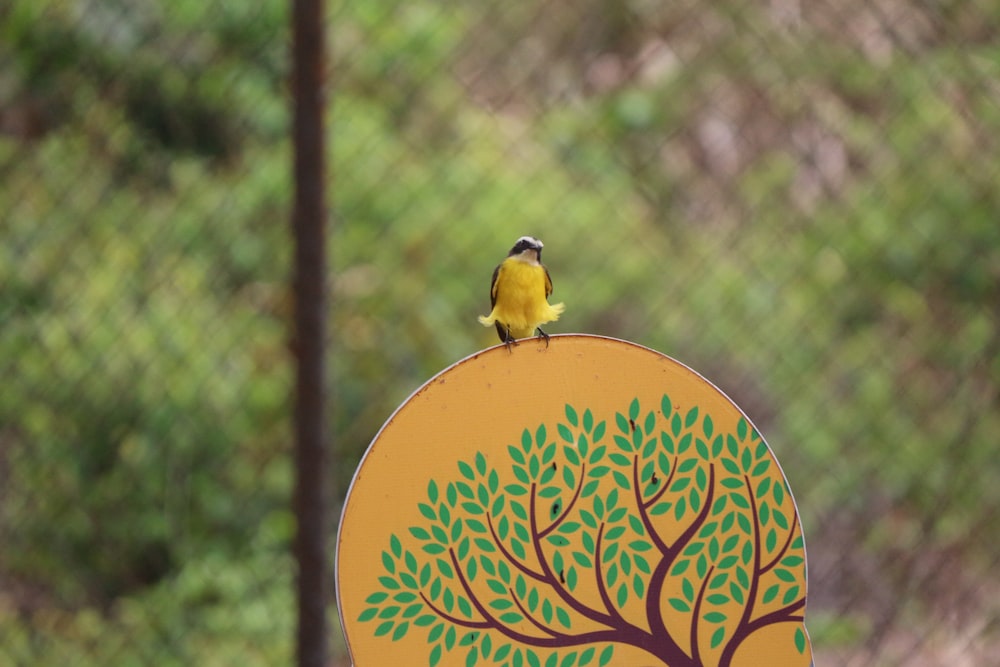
485,257,564,338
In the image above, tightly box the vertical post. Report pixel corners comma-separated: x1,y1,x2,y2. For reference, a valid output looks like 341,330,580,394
291,1,327,667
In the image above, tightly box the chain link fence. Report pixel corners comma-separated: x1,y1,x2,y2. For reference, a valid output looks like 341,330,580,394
2,0,999,665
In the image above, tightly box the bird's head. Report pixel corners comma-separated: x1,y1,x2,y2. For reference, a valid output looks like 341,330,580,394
508,236,544,262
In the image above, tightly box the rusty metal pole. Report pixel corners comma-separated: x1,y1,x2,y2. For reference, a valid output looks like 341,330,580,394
291,0,328,666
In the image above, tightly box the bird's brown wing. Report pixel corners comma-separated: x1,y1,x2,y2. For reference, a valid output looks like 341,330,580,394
489,263,501,308
544,265,554,298
489,263,506,342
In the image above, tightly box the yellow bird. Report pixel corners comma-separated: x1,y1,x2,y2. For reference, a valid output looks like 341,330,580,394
478,236,565,347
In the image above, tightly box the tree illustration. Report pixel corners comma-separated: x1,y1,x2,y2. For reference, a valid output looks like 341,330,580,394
356,394,808,667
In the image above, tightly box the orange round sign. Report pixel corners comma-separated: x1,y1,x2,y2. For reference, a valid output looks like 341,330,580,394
337,335,811,666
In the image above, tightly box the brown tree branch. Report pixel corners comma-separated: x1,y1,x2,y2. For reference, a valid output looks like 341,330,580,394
419,591,491,630
719,475,764,667
508,587,560,637
593,524,627,625
761,505,800,574
641,452,678,510
487,511,547,583
690,564,716,666
539,462,587,540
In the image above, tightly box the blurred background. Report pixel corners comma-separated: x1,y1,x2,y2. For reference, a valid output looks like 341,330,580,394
2,0,999,665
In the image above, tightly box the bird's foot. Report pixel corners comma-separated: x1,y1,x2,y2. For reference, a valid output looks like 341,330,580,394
503,330,518,353
536,328,551,348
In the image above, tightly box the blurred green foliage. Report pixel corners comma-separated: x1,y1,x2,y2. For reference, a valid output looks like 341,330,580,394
1,0,998,663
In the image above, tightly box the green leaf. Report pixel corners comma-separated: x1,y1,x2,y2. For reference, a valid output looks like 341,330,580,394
650,502,672,515
509,444,526,465
592,420,606,443
762,584,779,603
605,526,626,540
429,644,442,667
374,620,394,637
722,458,741,476
410,526,431,541
781,555,804,567
589,445,607,465
682,578,694,602
741,448,752,473
606,562,619,587
795,627,807,654
633,573,645,598
583,408,594,432
774,567,795,584
556,605,572,628
465,646,479,667
499,611,524,624
513,465,530,485
766,528,777,552
773,483,785,506
759,502,770,527
751,459,770,477
730,582,744,604
565,404,579,427
495,644,512,661
566,566,578,591
392,621,409,641
378,576,400,590
358,608,378,622
628,398,640,421
583,480,601,496
707,593,729,605
668,597,691,612
382,551,395,574
737,419,748,440
616,582,628,607
561,465,576,491
677,459,698,474
418,503,436,522
616,412,630,435
458,461,476,481
710,626,726,649
783,585,801,604
599,645,614,667
755,440,769,460
607,507,628,523
695,438,709,460
671,559,689,576
564,446,581,466
703,611,726,623
558,521,581,534
535,424,548,450
674,496,687,521
685,406,699,428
